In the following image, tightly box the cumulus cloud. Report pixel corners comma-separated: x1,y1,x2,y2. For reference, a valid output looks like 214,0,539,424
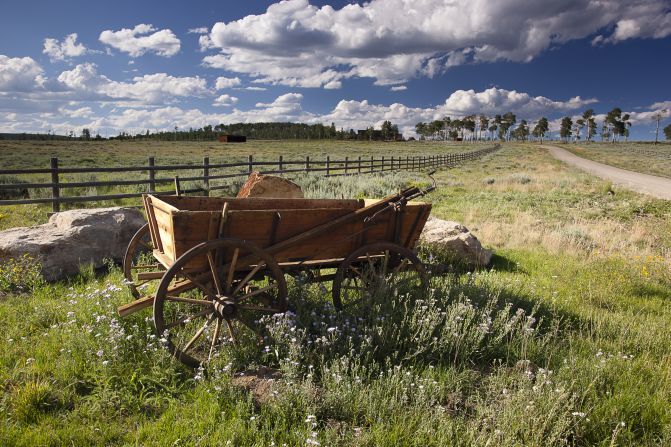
213,94,238,107
188,27,209,34
390,85,407,92
48,63,209,104
200,0,671,88
441,88,597,116
43,33,89,62
215,76,241,89
99,24,180,57
0,55,44,92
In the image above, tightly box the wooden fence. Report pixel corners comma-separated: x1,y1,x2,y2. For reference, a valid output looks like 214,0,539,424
0,144,500,212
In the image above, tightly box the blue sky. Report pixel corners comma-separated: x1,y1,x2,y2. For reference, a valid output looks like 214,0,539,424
1,0,670,139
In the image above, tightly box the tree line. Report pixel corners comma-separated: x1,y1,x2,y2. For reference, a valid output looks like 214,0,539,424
416,107,671,144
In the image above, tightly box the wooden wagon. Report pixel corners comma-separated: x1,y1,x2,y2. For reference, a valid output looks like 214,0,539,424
119,184,433,367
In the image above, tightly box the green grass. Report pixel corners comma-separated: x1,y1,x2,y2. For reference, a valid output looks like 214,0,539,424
561,142,671,179
1,142,670,446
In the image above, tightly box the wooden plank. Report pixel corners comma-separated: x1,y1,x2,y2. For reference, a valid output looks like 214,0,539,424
158,195,364,212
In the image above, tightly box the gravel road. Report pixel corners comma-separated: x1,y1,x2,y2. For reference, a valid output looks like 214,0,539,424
544,145,671,200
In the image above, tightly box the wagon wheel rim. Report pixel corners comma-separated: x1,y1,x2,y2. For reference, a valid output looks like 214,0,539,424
153,238,287,368
123,223,165,298
332,242,427,310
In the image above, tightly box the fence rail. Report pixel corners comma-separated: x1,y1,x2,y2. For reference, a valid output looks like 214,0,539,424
0,145,500,212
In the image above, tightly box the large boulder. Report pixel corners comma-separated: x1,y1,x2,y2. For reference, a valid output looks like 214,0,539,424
237,171,304,199
0,207,145,281
420,216,493,267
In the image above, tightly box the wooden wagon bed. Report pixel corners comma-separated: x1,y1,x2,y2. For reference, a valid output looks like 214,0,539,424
120,183,434,367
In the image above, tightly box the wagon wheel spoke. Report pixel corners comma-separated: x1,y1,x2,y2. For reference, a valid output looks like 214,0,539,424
381,250,390,277
392,258,410,274
237,283,279,303
207,252,224,296
225,318,238,345
208,318,222,361
180,269,217,298
165,308,213,330
232,261,266,296
226,248,239,294
182,314,215,353
237,304,283,313
165,296,213,306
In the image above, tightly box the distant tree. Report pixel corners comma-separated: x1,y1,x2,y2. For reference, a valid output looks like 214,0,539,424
512,120,529,141
81,128,91,140
582,109,597,142
381,120,393,140
560,117,573,142
478,115,489,140
499,112,516,140
605,107,623,142
574,118,585,142
532,117,549,143
664,123,671,141
415,122,427,140
622,113,631,142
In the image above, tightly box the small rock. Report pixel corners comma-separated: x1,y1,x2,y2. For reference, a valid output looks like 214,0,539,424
420,216,492,266
237,171,304,198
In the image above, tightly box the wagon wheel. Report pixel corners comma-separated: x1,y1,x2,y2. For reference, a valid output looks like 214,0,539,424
332,242,427,310
123,224,164,298
153,238,288,368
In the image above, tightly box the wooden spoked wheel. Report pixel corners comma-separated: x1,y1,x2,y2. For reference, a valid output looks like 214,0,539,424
123,224,164,298
153,238,288,368
332,242,428,310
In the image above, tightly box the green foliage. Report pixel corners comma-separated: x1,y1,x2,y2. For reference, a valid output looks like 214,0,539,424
664,123,671,141
0,254,44,293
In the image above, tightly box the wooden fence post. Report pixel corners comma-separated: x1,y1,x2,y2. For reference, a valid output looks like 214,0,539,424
148,157,155,193
370,156,374,173
305,156,310,172
326,156,330,176
248,155,253,174
391,156,394,171
203,156,210,196
358,156,362,174
381,156,385,172
50,157,60,213
279,155,283,172
406,155,409,170
344,156,349,175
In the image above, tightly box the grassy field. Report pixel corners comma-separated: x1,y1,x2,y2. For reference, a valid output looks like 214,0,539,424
562,142,671,179
1,142,670,446
0,139,491,231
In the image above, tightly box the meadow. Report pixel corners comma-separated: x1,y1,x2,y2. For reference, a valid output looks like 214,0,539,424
563,142,671,179
1,141,670,446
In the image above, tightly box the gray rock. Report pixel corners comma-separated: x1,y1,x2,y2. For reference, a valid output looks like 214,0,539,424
420,216,493,267
0,207,145,281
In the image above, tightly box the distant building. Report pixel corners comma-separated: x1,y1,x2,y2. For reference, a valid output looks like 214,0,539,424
218,135,247,143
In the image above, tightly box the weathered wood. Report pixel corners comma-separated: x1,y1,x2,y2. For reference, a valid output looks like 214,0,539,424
148,157,156,192
50,157,60,213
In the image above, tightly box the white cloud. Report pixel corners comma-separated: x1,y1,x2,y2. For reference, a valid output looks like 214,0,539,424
390,85,407,92
188,27,209,34
213,94,238,107
56,63,208,104
0,55,44,92
441,88,597,116
215,76,241,89
245,86,267,91
43,33,89,62
201,0,671,88
99,24,180,57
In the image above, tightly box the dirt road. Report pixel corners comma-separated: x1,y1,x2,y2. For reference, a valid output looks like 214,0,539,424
543,145,671,200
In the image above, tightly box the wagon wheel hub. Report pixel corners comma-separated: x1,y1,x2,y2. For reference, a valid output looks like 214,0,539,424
213,299,237,318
